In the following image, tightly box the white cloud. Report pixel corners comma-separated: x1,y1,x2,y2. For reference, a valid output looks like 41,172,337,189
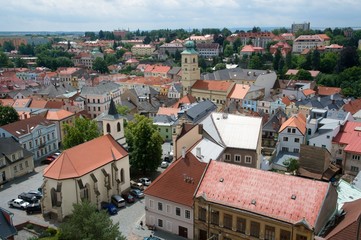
0,0,360,31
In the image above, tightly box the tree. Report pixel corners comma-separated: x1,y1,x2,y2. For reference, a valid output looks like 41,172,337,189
174,49,181,62
56,57,74,68
248,55,263,69
2,41,15,52
116,104,130,115
0,52,10,67
214,63,226,71
0,105,19,126
143,36,151,44
14,57,27,68
296,69,313,80
283,158,299,173
92,57,109,74
285,51,293,69
105,54,118,65
338,46,360,72
232,38,242,53
125,114,163,174
311,49,320,70
273,49,281,71
59,201,125,240
320,52,338,73
98,30,104,39
115,49,126,59
223,45,233,57
62,117,100,149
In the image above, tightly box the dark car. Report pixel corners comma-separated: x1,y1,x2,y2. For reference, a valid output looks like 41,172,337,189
121,192,135,203
130,189,144,199
100,201,117,215
26,202,42,214
18,192,38,203
27,190,43,199
144,237,161,240
111,194,126,208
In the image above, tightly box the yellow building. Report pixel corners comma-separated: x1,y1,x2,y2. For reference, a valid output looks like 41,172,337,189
181,41,200,96
131,44,156,56
194,160,338,240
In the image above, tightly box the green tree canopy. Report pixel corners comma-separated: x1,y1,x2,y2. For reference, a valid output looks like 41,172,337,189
223,45,234,57
105,54,118,65
116,104,130,115
295,69,313,81
92,57,109,74
248,55,264,69
59,201,125,240
0,52,11,68
214,63,226,71
0,105,19,126
62,117,100,149
14,57,27,68
125,114,163,174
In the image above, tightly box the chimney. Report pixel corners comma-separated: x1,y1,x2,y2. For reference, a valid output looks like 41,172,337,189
317,97,321,102
196,147,201,158
181,147,186,159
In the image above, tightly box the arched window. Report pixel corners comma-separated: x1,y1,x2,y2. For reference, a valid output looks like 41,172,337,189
193,58,196,63
184,58,187,63
117,122,121,132
106,123,111,133
84,184,90,201
51,188,57,207
120,169,124,183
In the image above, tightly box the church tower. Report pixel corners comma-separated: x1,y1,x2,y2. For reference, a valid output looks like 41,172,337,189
181,41,200,96
96,98,127,148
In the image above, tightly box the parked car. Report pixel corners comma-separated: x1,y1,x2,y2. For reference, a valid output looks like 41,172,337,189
100,201,117,215
8,199,29,210
160,161,169,168
41,155,56,164
144,237,161,240
27,190,43,199
26,202,42,214
164,155,173,163
111,194,126,208
130,180,144,190
139,177,151,186
121,192,135,203
18,192,38,203
130,189,144,199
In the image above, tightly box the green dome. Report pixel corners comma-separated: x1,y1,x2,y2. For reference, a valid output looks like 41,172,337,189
184,40,195,49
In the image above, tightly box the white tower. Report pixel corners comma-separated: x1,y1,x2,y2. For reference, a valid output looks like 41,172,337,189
181,41,200,96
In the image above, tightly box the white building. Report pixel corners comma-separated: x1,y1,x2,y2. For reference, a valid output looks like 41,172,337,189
278,113,307,154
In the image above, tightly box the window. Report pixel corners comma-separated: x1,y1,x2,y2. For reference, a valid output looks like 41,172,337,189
280,230,291,240
282,147,289,152
149,199,154,209
250,221,260,238
283,137,288,141
296,234,308,240
120,169,124,182
287,128,291,133
97,99,100,103
352,155,361,160
158,202,163,211
245,156,252,164
322,145,326,148
19,163,23,170
117,122,121,132
29,141,32,149
25,161,28,168
293,148,299,153
185,210,190,219
292,129,296,133
351,166,359,172
14,166,17,172
338,149,342,154
211,210,219,225
166,204,171,213
158,219,163,228
176,207,181,216
265,225,276,240
236,217,246,233
223,213,232,229
224,154,231,161
327,135,330,139
106,123,111,133
11,154,15,161
98,107,100,111
198,207,206,222
294,138,300,143
234,155,241,162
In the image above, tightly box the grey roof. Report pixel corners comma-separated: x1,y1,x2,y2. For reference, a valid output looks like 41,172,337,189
295,93,346,110
168,67,181,75
133,85,159,98
201,68,269,81
0,207,17,239
309,128,334,139
7,89,32,98
183,100,217,124
263,110,288,132
0,137,33,166
81,81,120,95
153,115,177,124
36,84,77,98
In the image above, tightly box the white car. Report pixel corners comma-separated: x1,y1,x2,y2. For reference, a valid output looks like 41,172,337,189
161,161,169,168
8,198,29,210
139,177,151,186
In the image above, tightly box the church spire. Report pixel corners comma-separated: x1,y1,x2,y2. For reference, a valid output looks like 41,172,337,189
108,98,118,116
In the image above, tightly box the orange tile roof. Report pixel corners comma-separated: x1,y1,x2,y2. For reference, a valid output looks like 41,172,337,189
58,67,80,75
13,99,31,108
192,80,233,92
282,96,292,106
145,151,207,207
29,99,48,108
172,94,197,108
317,86,341,96
343,99,361,115
196,160,330,227
43,135,128,180
228,84,250,99
333,121,361,154
157,107,179,116
279,113,306,135
46,109,74,121
0,99,15,106
44,101,64,109
152,65,171,73
303,89,315,96
241,45,256,52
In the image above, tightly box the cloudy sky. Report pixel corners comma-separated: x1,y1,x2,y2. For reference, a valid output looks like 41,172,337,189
1,0,360,32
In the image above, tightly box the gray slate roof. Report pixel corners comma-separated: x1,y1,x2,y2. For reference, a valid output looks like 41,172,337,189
0,137,33,166
36,84,77,98
201,68,269,81
295,93,346,110
182,100,217,124
81,81,120,95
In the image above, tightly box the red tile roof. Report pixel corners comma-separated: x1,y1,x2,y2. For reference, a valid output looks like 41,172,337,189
324,199,361,240
172,94,197,108
317,86,341,96
144,151,207,207
196,160,330,227
43,135,128,180
192,80,233,92
157,107,179,116
1,115,54,137
29,99,48,108
279,113,306,135
343,99,361,115
227,84,250,99
46,109,74,121
44,101,64,109
303,89,315,96
333,121,361,154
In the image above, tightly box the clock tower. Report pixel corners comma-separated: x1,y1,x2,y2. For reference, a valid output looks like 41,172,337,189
181,41,200,96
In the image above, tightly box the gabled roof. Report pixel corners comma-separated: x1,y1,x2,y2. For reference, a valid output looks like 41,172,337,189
1,115,54,137
144,151,207,207
13,98,31,108
279,113,306,135
196,160,331,228
303,89,315,96
43,135,128,180
317,86,342,96
81,81,120,95
157,107,179,116
343,99,361,115
29,99,48,108
192,80,233,92
227,84,250,99
46,109,74,121
172,94,197,108
184,100,217,124
333,121,361,154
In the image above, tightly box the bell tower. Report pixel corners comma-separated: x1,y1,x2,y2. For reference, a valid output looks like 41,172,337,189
181,41,200,96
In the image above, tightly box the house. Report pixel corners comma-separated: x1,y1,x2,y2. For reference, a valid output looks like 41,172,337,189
278,113,307,154
262,109,288,150
81,81,121,119
167,82,182,99
0,207,17,240
33,84,77,101
240,45,264,56
291,22,310,33
194,160,338,240
196,43,221,58
158,43,184,60
269,41,292,56
153,115,177,142
343,98,361,115
144,65,171,79
144,150,207,239
131,44,156,56
41,134,130,221
332,121,361,176
124,58,139,68
226,84,250,108
0,137,34,185
45,109,75,146
292,34,330,53
0,115,59,162
229,32,276,48
95,99,127,148
167,67,182,82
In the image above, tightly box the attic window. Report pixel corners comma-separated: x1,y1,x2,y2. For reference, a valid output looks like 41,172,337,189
291,194,297,200
251,199,256,205
219,178,224,182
